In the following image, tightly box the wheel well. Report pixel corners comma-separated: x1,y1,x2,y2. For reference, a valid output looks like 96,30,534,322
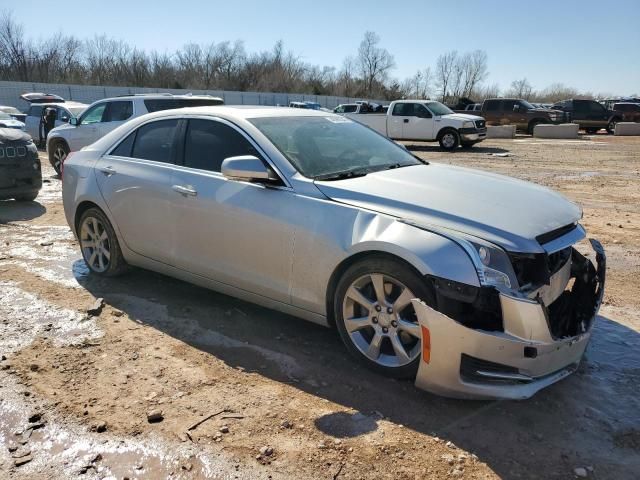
324,251,428,328
74,201,102,234
436,127,458,140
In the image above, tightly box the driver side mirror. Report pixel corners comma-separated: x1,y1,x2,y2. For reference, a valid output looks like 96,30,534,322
70,117,79,126
221,155,278,182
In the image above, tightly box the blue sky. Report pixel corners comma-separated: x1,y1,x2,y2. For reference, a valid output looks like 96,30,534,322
8,0,640,95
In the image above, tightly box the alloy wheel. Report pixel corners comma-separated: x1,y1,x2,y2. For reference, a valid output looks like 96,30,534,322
80,216,111,273
342,273,421,368
53,146,67,172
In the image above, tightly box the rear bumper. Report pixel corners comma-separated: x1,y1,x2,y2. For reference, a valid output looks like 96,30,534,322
413,239,605,400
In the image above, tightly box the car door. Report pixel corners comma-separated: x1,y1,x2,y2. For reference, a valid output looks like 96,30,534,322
95,118,180,264
100,100,134,138
588,101,609,128
388,103,407,138
25,105,43,139
170,117,296,303
403,103,434,140
482,100,500,125
56,107,71,128
72,102,108,150
572,100,590,128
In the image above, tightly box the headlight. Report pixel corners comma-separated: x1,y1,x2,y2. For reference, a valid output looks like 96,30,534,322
454,234,518,289
462,121,475,128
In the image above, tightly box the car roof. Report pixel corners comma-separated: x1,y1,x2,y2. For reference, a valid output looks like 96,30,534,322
168,105,333,119
111,94,223,101
28,102,86,108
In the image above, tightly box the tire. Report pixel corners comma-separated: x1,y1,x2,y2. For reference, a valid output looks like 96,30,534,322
528,119,545,135
334,255,436,379
14,191,39,202
585,128,599,134
438,129,459,151
606,118,620,135
77,207,127,277
49,140,69,176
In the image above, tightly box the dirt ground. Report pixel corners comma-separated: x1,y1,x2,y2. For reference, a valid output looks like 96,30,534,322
1,134,639,480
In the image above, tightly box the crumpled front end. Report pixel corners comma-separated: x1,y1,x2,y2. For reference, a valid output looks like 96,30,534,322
413,239,605,400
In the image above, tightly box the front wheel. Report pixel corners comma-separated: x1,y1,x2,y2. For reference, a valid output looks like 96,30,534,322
606,118,619,135
49,141,69,176
438,130,460,151
334,256,435,379
77,208,127,276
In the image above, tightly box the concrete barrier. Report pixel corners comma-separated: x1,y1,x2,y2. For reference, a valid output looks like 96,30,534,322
487,125,516,139
533,123,579,139
614,122,640,136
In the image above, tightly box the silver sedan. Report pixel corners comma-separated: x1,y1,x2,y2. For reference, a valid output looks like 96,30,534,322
62,107,605,399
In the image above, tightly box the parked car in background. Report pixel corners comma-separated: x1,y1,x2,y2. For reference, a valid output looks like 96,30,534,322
479,98,567,134
24,101,87,142
552,99,621,134
0,106,27,123
0,112,26,130
334,103,359,113
0,128,41,202
46,93,224,174
62,106,605,399
289,101,322,109
343,99,486,150
601,97,640,111
612,102,640,123
464,103,482,112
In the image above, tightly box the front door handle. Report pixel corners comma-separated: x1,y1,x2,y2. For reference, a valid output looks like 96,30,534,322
172,184,198,197
98,166,116,176
403,118,409,123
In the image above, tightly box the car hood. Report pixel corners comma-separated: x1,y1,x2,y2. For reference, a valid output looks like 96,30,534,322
442,113,483,122
0,119,24,128
314,164,581,253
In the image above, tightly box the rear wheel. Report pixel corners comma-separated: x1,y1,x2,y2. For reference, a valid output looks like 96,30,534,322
438,129,459,151
49,140,69,176
334,256,435,379
77,208,127,276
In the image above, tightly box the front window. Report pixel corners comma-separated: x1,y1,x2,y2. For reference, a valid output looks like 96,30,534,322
520,100,536,110
80,104,107,124
424,101,453,116
249,116,422,179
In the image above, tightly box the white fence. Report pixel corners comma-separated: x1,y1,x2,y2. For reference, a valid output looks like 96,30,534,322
0,80,383,111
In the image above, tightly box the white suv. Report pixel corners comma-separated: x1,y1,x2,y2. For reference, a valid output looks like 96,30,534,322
46,93,224,174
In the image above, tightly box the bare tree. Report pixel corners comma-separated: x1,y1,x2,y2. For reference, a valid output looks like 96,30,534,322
435,51,457,102
0,11,30,81
356,31,395,97
508,78,533,99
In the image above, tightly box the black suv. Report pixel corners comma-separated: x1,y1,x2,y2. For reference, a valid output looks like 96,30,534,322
552,99,622,134
0,128,42,202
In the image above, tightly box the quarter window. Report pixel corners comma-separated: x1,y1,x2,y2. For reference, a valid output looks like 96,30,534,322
131,119,179,163
111,131,136,157
183,119,260,172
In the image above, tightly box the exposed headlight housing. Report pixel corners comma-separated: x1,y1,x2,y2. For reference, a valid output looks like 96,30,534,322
454,234,519,290
462,121,475,128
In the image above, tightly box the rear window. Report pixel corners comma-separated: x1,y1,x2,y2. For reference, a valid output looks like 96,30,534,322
143,98,223,113
484,100,499,112
104,101,133,122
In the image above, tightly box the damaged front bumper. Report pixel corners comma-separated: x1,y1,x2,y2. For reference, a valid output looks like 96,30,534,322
413,239,606,400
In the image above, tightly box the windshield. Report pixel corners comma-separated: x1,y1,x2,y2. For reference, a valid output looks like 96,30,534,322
520,100,536,109
425,101,453,116
249,116,422,179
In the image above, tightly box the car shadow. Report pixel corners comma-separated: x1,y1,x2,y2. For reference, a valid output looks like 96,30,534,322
0,200,47,223
76,264,640,479
405,143,511,154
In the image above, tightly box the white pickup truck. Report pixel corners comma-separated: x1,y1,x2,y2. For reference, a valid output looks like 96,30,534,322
343,100,486,150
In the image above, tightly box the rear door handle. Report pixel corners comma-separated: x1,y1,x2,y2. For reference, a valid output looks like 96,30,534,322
98,166,116,176
172,184,198,197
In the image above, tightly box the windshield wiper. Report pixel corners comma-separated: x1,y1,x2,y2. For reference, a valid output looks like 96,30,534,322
314,167,371,181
